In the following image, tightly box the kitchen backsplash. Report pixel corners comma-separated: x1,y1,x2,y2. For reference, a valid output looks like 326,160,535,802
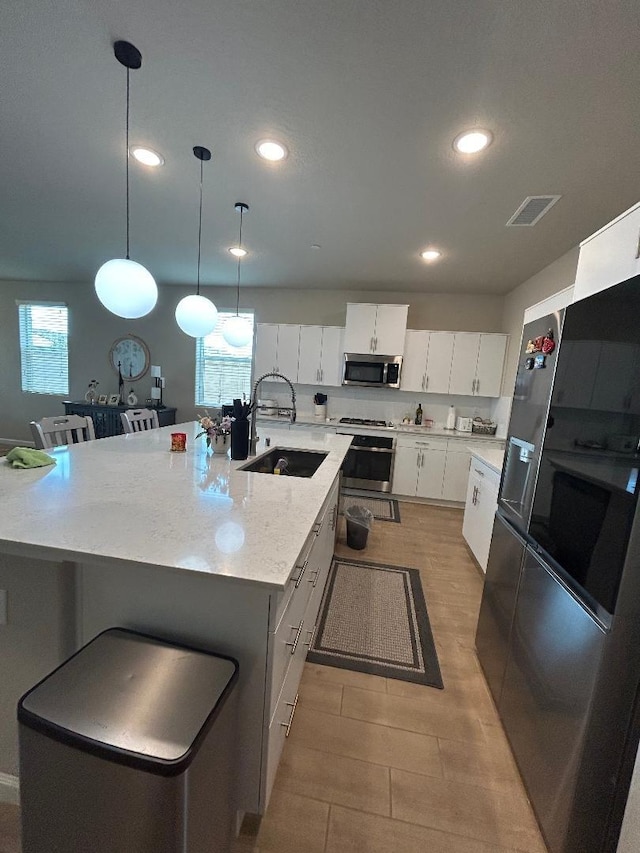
258,380,503,429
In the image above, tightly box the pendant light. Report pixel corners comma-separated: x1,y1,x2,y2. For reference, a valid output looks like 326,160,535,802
175,147,219,338
222,203,252,348
95,41,158,319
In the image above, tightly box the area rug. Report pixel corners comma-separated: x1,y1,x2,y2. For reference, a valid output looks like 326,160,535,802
307,557,443,688
340,491,401,523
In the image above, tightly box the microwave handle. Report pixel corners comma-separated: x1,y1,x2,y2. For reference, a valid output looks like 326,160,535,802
381,362,389,383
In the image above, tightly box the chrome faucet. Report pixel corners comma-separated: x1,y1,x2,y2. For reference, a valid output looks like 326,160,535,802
249,372,297,456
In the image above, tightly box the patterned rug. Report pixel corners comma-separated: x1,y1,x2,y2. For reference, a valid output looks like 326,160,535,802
340,491,401,523
307,557,443,688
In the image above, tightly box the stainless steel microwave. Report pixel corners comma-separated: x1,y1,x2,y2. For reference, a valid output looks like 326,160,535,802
342,353,403,388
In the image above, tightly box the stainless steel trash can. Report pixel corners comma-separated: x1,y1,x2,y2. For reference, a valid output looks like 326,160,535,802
18,628,239,853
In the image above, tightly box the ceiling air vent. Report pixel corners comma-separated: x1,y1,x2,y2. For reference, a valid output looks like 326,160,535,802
506,195,561,227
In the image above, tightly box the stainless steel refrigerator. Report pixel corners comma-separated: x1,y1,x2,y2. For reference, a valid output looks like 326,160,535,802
476,275,640,853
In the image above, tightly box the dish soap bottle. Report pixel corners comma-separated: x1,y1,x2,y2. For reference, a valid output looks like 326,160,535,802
415,403,423,425
446,405,456,430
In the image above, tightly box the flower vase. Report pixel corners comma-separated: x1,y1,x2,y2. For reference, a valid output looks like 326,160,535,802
231,419,250,460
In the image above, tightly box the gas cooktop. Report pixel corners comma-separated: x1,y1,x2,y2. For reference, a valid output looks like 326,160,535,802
339,417,388,427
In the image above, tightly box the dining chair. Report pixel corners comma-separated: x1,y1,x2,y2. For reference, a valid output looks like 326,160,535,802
30,415,96,449
120,408,160,434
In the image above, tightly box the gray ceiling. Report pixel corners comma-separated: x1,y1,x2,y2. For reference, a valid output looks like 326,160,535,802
1,0,639,295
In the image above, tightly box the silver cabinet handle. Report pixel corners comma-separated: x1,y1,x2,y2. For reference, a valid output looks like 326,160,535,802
304,625,317,648
308,569,320,587
374,336,378,351
476,379,480,394
312,521,322,535
636,227,640,260
471,378,476,393
370,336,374,352
473,467,485,477
280,693,299,737
425,375,429,390
293,559,308,587
415,441,431,446
286,620,304,655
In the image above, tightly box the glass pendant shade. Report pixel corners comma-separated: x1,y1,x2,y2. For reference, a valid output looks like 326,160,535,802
222,314,252,347
95,258,158,319
175,294,218,338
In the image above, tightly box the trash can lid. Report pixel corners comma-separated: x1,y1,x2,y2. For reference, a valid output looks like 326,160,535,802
18,628,239,776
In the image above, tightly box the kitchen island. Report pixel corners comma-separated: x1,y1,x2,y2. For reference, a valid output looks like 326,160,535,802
0,422,352,814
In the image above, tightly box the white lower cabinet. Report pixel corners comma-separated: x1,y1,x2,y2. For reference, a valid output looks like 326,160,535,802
442,449,471,502
393,437,448,499
462,457,501,571
262,475,339,809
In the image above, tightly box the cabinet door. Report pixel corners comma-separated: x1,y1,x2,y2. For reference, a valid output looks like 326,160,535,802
254,324,279,377
462,468,483,560
275,325,300,382
475,478,499,571
424,332,455,394
319,326,344,386
344,304,377,353
373,305,408,355
392,445,420,496
442,449,471,502
298,326,323,385
401,330,429,392
475,335,507,397
574,205,640,301
449,333,480,396
416,449,447,499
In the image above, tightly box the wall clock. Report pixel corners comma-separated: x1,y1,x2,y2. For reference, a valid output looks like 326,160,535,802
108,335,150,382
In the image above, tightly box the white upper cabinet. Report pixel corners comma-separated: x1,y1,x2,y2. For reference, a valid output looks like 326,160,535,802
401,331,429,392
344,303,408,355
449,333,507,397
425,332,455,394
254,324,300,382
574,202,640,302
401,330,454,393
298,326,344,386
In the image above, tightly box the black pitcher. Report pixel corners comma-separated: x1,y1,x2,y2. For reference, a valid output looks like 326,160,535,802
230,419,250,460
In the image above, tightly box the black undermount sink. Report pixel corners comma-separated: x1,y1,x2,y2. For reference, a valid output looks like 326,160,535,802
240,448,328,477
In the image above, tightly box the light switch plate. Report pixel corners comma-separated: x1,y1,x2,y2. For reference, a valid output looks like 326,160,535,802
0,590,7,625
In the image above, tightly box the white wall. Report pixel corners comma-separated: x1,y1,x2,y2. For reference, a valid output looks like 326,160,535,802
0,279,503,441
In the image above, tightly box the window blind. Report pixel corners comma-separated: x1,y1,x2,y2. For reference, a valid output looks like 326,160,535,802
195,312,254,407
18,302,69,395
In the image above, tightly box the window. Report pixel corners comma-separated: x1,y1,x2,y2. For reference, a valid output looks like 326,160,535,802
195,311,254,407
18,302,69,395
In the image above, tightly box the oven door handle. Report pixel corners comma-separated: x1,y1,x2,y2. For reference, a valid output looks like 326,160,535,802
348,446,394,453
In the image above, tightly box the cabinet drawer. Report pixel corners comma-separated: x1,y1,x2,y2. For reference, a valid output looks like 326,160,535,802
470,460,501,489
269,575,313,716
396,435,448,450
264,615,308,808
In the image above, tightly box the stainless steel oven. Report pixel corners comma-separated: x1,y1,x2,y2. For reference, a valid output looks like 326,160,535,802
337,419,395,492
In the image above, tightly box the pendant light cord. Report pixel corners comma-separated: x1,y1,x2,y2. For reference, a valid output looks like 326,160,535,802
125,67,131,260
235,206,244,315
196,157,204,296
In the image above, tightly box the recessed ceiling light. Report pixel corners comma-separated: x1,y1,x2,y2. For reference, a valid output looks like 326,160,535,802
420,249,442,261
255,139,288,161
130,146,164,167
453,129,493,154
228,246,247,258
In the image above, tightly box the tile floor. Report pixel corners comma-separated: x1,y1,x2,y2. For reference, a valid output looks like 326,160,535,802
0,502,548,853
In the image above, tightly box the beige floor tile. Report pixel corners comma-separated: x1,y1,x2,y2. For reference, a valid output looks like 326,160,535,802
302,660,387,693
275,744,391,816
237,789,329,853
326,805,521,853
391,768,547,852
288,705,443,778
342,685,488,743
438,736,522,792
298,676,343,715
0,804,20,853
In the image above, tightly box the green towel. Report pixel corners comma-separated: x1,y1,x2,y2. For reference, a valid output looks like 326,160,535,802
6,447,57,468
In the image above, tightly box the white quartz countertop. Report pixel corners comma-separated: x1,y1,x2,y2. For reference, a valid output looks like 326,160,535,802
0,423,352,590
258,415,504,442
468,447,505,474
